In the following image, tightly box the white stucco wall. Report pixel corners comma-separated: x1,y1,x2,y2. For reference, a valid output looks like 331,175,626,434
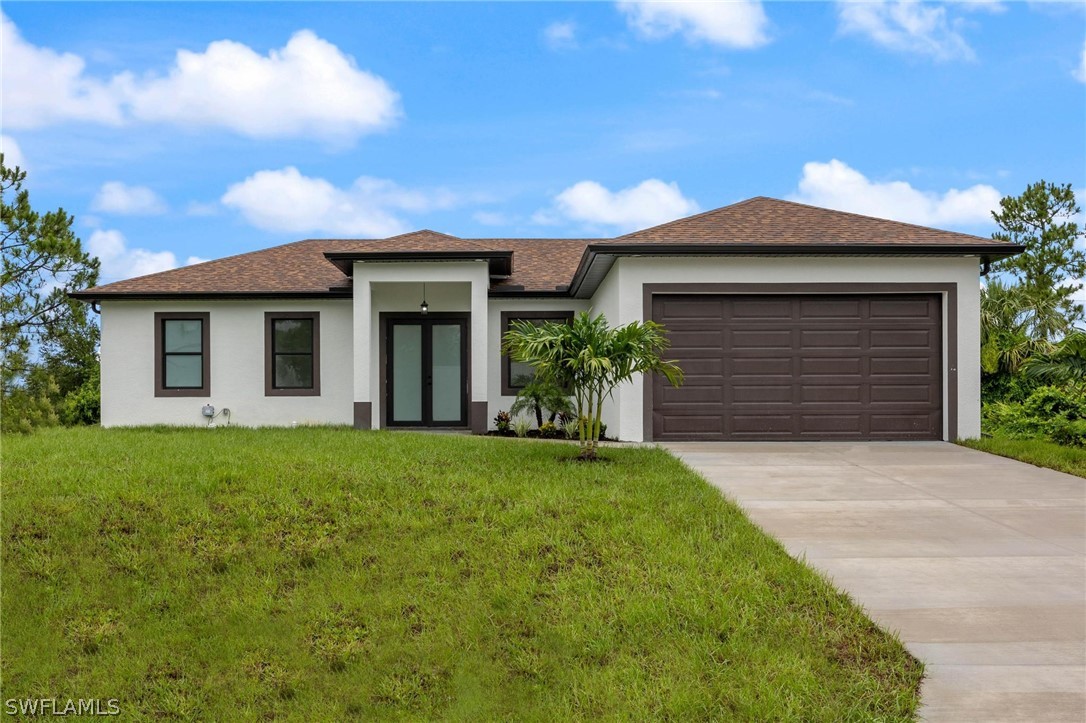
99,299,353,427
591,255,982,443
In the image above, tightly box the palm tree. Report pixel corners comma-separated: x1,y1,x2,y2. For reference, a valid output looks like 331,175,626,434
503,312,683,460
980,279,1051,375
1023,329,1086,389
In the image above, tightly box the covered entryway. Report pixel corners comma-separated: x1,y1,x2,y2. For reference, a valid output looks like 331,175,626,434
652,293,942,441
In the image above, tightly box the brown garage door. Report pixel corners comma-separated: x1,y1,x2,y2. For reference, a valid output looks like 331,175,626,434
652,294,942,441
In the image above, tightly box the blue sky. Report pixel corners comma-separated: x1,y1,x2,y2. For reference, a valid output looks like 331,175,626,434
2,1,1084,283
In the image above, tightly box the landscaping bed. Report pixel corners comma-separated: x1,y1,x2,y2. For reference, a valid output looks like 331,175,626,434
4,427,922,719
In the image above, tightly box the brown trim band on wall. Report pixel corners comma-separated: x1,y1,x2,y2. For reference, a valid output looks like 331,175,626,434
264,311,321,397
471,402,488,435
499,310,575,396
641,283,959,442
154,311,211,398
353,402,372,430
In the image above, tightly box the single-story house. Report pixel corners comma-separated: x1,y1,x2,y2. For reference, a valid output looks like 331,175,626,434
72,197,1022,441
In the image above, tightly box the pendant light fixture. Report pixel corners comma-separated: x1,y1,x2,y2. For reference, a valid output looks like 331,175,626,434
420,282,429,314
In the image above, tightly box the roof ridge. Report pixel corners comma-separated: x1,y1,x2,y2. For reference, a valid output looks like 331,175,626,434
768,196,990,241
615,196,764,240
83,237,343,294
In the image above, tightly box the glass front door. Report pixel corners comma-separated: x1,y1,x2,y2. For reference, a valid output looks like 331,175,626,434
387,317,467,427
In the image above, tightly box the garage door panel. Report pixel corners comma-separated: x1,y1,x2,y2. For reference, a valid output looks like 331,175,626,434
801,357,862,375
871,357,932,375
801,385,862,403
653,294,942,441
732,385,793,403
731,299,793,319
732,330,793,349
870,329,934,348
732,357,793,376
870,384,936,403
799,298,863,318
800,329,863,348
870,298,936,319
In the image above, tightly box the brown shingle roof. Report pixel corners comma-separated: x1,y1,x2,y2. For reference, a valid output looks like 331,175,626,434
614,196,1002,246
72,197,1017,300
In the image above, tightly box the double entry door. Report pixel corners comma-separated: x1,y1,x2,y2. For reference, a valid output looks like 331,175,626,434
386,315,468,427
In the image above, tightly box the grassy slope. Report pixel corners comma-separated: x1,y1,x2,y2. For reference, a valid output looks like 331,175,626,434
3,428,921,720
960,436,1086,478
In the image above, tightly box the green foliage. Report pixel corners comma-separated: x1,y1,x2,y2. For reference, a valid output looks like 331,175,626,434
537,421,559,439
1,154,100,431
991,180,1085,341
2,154,99,384
493,410,512,434
504,312,683,460
60,363,101,426
508,377,572,428
0,377,60,434
512,416,531,438
1023,329,1086,389
982,385,1086,446
3,427,923,718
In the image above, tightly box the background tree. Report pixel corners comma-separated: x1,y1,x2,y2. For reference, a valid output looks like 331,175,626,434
504,312,683,460
991,180,1084,341
509,377,572,428
2,154,101,430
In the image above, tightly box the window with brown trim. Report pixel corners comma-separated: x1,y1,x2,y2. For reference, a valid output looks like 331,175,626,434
265,312,321,396
154,312,211,397
499,311,574,395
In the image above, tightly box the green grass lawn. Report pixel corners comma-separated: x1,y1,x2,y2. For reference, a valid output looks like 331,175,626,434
960,436,1086,478
3,427,921,720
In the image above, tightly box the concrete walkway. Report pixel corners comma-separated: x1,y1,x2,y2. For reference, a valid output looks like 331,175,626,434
664,442,1086,722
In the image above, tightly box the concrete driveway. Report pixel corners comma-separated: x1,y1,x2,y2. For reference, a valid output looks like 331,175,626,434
664,442,1085,722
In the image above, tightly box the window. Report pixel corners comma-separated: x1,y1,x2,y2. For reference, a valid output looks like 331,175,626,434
154,312,210,397
500,311,574,395
265,312,320,396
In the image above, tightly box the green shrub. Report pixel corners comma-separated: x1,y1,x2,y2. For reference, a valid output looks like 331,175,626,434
538,421,559,439
512,417,531,438
493,410,512,434
1049,418,1086,447
983,385,1086,447
1021,385,1086,421
61,365,101,426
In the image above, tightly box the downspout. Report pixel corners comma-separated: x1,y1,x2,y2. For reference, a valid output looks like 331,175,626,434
979,257,992,276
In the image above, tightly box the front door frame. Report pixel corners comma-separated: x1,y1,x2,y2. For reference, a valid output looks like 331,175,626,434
380,311,470,428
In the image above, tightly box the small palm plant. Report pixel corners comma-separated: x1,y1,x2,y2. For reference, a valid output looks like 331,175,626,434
509,377,572,428
1023,329,1086,389
504,311,683,460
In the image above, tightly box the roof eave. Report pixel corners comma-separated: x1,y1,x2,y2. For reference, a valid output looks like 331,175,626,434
569,242,1026,298
323,250,513,277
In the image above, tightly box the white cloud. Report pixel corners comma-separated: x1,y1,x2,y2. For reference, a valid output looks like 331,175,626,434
790,159,1001,227
618,1,770,49
543,21,578,50
0,135,26,169
88,229,186,282
91,181,167,215
117,30,400,141
837,0,975,61
1,14,399,142
550,178,700,232
1,14,124,128
185,255,209,266
1075,39,1086,83
221,166,457,237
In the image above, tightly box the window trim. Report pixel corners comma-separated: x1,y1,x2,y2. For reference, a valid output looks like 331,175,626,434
499,310,574,396
154,312,211,397
265,311,321,397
